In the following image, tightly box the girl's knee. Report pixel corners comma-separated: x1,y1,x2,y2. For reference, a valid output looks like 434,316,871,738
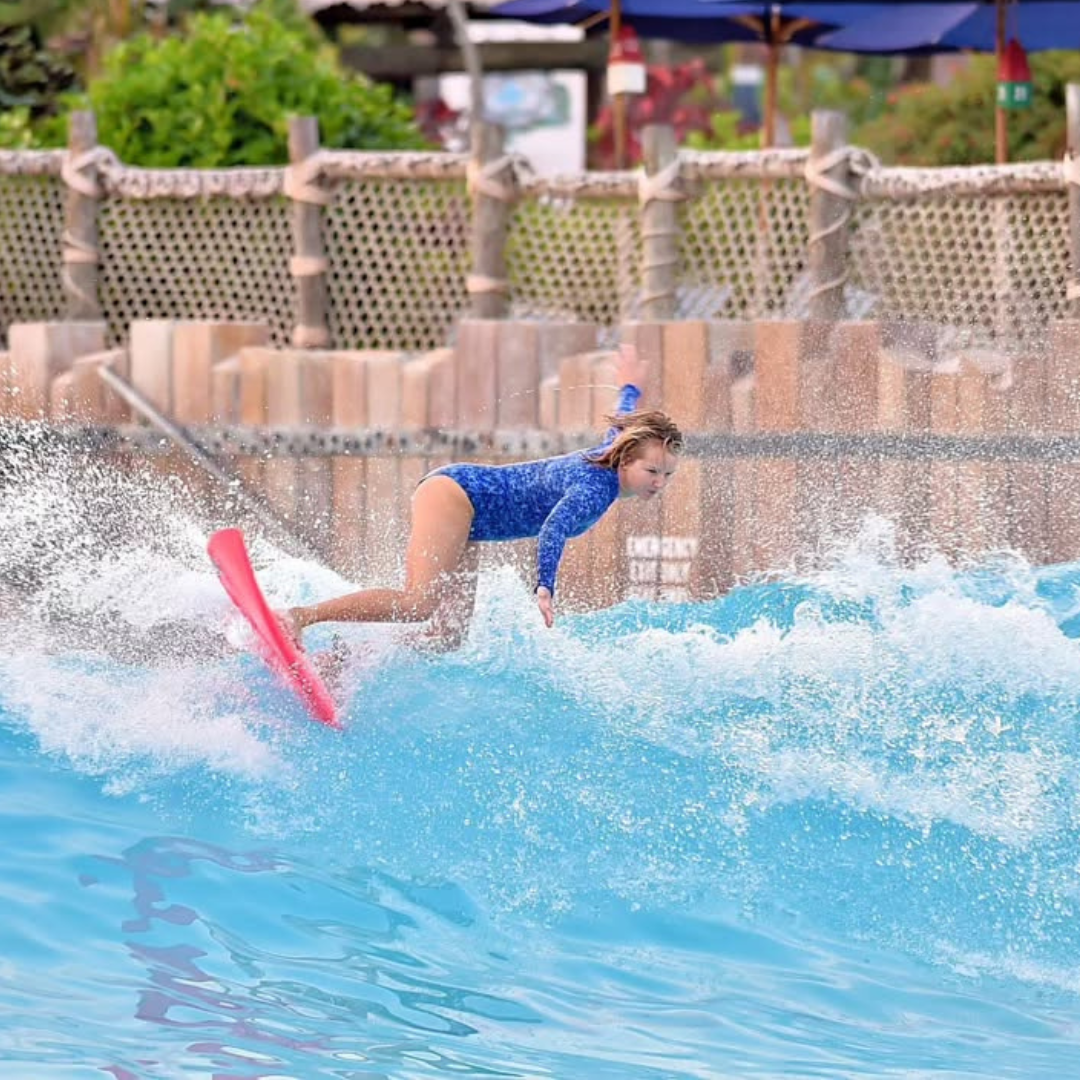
403,590,440,621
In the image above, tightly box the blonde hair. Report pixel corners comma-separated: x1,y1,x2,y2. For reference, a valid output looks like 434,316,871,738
586,409,684,470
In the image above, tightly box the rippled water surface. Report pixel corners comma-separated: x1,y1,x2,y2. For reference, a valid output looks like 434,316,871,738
4,444,1080,1078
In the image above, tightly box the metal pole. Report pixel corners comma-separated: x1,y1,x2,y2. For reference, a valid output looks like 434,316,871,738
995,0,1008,164
611,0,627,169
96,365,322,561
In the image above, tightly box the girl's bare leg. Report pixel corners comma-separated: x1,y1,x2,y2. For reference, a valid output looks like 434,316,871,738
293,476,474,629
418,543,480,651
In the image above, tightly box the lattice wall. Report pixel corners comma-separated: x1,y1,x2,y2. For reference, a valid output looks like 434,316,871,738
506,198,640,325
98,193,295,347
0,145,1075,351
679,178,811,319
323,178,471,351
850,190,1071,334
0,175,66,344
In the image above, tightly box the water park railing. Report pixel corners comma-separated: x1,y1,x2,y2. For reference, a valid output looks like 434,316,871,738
2,98,1079,354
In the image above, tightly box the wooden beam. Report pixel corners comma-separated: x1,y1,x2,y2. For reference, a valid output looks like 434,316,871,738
341,40,607,79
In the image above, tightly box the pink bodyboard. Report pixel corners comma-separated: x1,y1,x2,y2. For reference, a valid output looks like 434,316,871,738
208,528,340,729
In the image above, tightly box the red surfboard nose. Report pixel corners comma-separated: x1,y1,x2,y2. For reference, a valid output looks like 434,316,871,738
208,528,341,729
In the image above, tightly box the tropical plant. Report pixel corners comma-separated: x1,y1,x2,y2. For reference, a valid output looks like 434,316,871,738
43,2,427,165
686,54,895,151
2,0,150,80
590,58,732,167
685,109,765,153
0,23,76,118
853,51,1080,165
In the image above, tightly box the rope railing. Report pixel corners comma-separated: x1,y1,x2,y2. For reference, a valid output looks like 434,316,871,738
1,106,1078,347
0,149,64,177
0,141,1072,200
859,160,1068,201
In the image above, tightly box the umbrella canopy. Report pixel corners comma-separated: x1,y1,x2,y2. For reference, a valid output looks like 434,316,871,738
492,0,887,44
809,0,1079,161
820,0,1080,52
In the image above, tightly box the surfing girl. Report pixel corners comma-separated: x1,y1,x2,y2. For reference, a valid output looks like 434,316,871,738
284,344,683,649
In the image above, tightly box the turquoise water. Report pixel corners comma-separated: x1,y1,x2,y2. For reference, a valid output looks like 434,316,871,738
4,449,1080,1077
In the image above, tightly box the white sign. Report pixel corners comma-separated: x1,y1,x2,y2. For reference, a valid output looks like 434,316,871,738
626,534,699,603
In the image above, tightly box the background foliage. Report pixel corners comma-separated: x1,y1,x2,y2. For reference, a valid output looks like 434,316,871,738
683,52,895,152
0,0,427,163
853,51,1080,165
0,14,76,147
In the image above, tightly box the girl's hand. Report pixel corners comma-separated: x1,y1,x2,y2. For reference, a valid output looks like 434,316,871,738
536,586,555,628
614,342,647,393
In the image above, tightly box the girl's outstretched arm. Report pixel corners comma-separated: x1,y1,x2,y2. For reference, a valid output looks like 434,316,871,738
614,341,647,397
534,484,609,626
599,344,646,444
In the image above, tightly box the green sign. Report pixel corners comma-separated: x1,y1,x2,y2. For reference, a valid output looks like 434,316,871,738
998,81,1033,110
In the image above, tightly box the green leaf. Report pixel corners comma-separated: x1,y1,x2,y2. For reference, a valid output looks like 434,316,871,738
66,0,428,166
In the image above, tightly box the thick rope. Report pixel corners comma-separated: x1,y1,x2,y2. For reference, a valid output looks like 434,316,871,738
803,147,879,305
0,149,65,177
1064,151,1080,188
60,151,106,312
283,154,332,206
637,159,686,207
61,148,105,200
1065,149,1080,302
466,272,509,296
61,243,98,311
62,229,98,265
466,156,518,203
638,161,685,310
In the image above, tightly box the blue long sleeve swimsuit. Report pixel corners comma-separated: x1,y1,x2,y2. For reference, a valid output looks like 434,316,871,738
427,384,641,595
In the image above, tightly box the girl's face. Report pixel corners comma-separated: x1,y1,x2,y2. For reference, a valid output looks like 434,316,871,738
618,440,679,500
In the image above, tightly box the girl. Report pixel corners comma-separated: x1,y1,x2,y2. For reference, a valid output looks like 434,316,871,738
285,345,683,648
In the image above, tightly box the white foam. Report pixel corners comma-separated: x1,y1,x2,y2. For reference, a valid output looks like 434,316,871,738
4,441,1080,855
0,647,281,784
462,532,1080,850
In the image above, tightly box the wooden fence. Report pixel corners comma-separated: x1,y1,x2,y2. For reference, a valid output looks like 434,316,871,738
5,312,1080,610
3,98,1080,353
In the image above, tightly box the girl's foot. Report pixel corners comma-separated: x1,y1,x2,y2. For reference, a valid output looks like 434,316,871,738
313,634,350,695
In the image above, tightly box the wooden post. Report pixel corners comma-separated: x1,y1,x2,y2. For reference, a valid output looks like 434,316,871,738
468,123,514,320
63,110,102,321
640,124,679,322
287,116,331,349
807,110,851,323
995,1,1008,165
762,41,780,148
610,0,626,170
1067,84,1080,319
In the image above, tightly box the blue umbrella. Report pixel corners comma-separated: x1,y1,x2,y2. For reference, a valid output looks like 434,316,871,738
819,0,1080,52
809,0,1078,161
492,0,887,44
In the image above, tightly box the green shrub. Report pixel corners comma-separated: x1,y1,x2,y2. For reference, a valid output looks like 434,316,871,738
44,2,427,165
853,52,1080,165
0,106,37,149
682,55,894,152
685,110,764,152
